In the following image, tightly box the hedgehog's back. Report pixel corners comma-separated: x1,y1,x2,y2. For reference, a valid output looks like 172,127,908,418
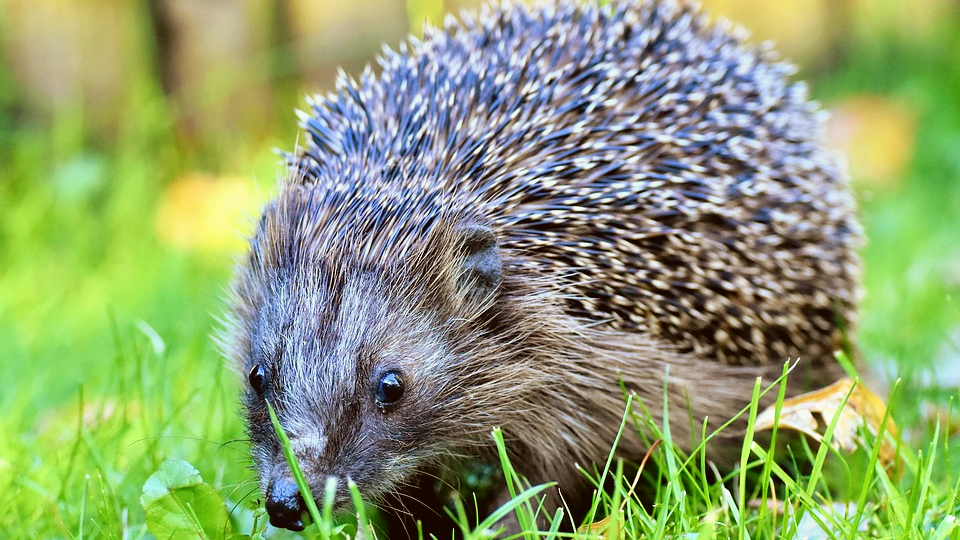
286,0,860,372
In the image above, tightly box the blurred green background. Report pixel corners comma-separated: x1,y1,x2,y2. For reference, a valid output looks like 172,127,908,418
1,0,959,536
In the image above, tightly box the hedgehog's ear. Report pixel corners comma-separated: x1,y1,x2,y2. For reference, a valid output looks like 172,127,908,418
453,224,502,301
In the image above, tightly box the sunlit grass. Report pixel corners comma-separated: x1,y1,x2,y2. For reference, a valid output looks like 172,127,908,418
257,372,955,540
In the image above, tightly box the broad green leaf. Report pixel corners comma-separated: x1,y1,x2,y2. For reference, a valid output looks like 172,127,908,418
141,459,234,540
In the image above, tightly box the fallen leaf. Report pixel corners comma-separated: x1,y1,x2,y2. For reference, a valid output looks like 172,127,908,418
578,512,623,540
756,378,900,476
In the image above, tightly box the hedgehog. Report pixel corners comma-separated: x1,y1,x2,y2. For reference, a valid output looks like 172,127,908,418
223,0,861,534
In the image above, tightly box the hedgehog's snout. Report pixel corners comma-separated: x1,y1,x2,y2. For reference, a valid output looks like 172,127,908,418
265,476,308,531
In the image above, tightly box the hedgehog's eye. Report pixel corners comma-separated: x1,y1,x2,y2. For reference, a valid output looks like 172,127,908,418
249,364,268,397
375,370,404,407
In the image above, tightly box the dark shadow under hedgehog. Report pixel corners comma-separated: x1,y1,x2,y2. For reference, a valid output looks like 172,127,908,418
221,0,861,535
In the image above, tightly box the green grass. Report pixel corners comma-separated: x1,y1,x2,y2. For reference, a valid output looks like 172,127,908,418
253,372,954,540
1,5,959,539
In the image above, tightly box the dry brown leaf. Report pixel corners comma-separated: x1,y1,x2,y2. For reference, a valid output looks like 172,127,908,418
578,512,623,540
756,378,900,476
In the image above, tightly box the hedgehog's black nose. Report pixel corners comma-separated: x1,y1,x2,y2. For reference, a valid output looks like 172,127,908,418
266,477,308,531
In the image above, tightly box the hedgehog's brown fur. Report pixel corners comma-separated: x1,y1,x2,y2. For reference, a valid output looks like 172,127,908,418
224,0,861,535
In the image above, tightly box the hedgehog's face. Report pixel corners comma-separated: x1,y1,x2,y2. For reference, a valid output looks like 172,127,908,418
234,220,504,531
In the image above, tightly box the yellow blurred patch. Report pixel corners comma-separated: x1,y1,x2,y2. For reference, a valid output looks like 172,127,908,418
825,96,917,189
850,0,955,41
155,173,264,253
699,0,830,64
756,378,901,477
